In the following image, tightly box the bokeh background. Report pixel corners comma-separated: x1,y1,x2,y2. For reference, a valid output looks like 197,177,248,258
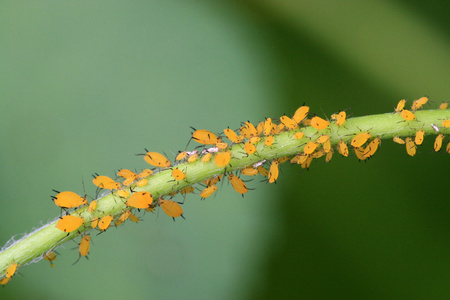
1,1,449,299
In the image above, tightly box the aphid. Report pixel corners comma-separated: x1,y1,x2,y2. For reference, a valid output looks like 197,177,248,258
301,155,314,169
191,128,218,145
292,106,309,123
400,109,416,121
126,191,153,209
159,199,184,219
256,121,264,136
203,175,222,186
0,277,11,285
122,176,136,186
354,147,366,161
241,166,258,176
323,139,332,153
171,168,186,181
56,215,85,233
325,149,333,162
311,149,325,159
136,179,148,186
180,186,195,195
5,263,17,278
257,165,269,176
277,156,290,164
302,118,311,126
268,160,279,183
434,134,444,152
129,213,140,223
144,152,171,168
280,115,298,130
442,120,450,128
115,211,131,226
216,142,228,149
264,136,274,146
303,142,318,155
337,140,349,157
363,137,381,158
43,251,57,267
91,218,99,229
405,137,416,156
243,121,258,138
117,189,130,198
98,215,114,231
290,153,308,164
117,169,138,180
139,169,153,178
394,99,406,113
310,116,330,130
200,185,218,199
316,135,330,144
393,136,405,144
51,190,88,209
263,118,273,136
244,141,257,155
446,141,450,154
332,111,346,127
249,136,261,144
228,174,248,195
187,153,198,163
88,200,97,213
411,96,428,111
201,152,212,163
351,132,371,148
92,174,121,190
224,127,242,144
78,235,91,259
175,151,188,161
439,102,448,110
414,130,425,145
214,151,231,167
293,132,304,140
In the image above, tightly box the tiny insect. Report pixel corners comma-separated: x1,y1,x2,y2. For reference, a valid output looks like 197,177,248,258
175,151,188,161
393,136,405,144
414,130,425,145
244,141,257,155
268,160,279,183
228,173,249,195
126,191,153,209
411,96,428,111
263,118,273,136
337,140,349,157
159,199,184,219
394,99,406,113
214,151,231,167
224,127,242,144
303,142,318,155
88,200,97,213
191,128,218,145
400,109,416,121
171,168,186,181
200,185,218,199
73,235,91,264
43,251,57,268
264,136,274,146
434,134,444,152
439,102,448,110
201,152,212,163
405,137,416,156
351,132,371,148
241,166,258,176
51,190,88,209
310,116,330,130
56,215,85,233
5,263,17,278
98,215,114,231
280,115,298,130
331,111,346,127
363,137,381,158
293,132,304,140
442,120,450,128
144,152,171,168
292,106,309,123
92,174,121,190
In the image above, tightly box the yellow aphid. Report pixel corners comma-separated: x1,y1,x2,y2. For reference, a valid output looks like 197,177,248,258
405,137,416,156
241,166,258,176
79,235,91,258
400,109,416,121
263,118,273,136
323,139,332,153
56,215,85,233
192,129,218,145
92,175,121,190
302,119,311,126
228,174,248,195
442,120,450,128
51,190,88,209
214,151,231,167
180,186,195,195
268,160,279,183
363,137,381,158
446,142,450,154
122,176,136,186
310,116,330,130
439,102,448,110
118,211,131,223
303,142,318,155
244,141,257,155
333,111,346,126
203,175,222,186
117,189,130,198
414,130,425,145
144,152,171,168
292,106,309,123
6,263,17,278
293,132,304,140
411,96,428,111
264,136,274,146
244,121,258,137
117,169,137,180
316,135,330,144
200,185,218,199
354,147,366,160
280,115,298,130
0,277,11,285
311,149,325,159
159,199,183,218
88,200,97,213
434,134,444,151
175,151,188,161
136,179,148,186
395,99,406,112
91,218,99,229
277,156,290,164
291,153,308,164
351,132,371,148
325,149,333,162
201,152,212,163
98,215,114,231
393,136,405,144
301,155,314,169
44,251,57,267
256,121,264,136
129,213,140,223
249,136,260,144
224,127,242,144
337,140,349,157
187,153,198,163
257,166,269,176
216,142,228,149
139,169,153,178
171,168,186,181
126,191,153,209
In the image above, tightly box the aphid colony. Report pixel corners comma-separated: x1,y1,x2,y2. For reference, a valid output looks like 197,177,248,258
2,97,449,284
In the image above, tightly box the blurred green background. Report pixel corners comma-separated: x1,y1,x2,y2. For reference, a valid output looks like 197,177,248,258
0,1,449,299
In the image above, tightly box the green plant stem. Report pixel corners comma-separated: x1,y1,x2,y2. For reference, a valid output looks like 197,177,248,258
1,109,449,277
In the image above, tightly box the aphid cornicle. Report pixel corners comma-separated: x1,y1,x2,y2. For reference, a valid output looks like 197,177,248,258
56,215,85,233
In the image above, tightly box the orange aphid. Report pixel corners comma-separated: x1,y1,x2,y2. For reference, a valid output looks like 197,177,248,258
175,151,188,161
139,169,153,178
122,176,136,186
88,200,97,213
354,147,367,160
332,111,346,127
277,156,290,164
244,141,257,155
144,152,171,168
363,137,381,158
442,120,450,128
393,136,405,144
79,235,91,258
56,215,85,233
439,102,448,110
325,149,333,162
400,109,416,121
216,142,228,149
191,129,218,145
303,142,318,155
241,166,258,176
172,168,186,181
136,179,148,186
214,151,231,167
98,215,114,231
268,160,279,183
311,149,325,159
290,153,308,164
5,263,17,278
44,251,57,267
351,132,371,148
316,135,330,144
301,155,314,169
117,189,130,198
293,132,304,140
405,137,416,156
180,186,195,195
257,165,269,176
92,175,121,190
243,121,258,138
280,115,298,130
51,190,88,209
201,152,212,163
223,128,241,143
414,130,425,145
117,169,137,180
159,199,183,218
116,210,131,225
203,175,222,186
446,142,450,154
395,99,406,113
91,218,99,229
434,134,444,152
0,277,11,285
129,213,140,223
187,153,198,163
200,185,218,199
263,118,273,136
323,139,332,153
293,106,309,123
411,96,428,111
256,122,264,136
249,136,261,144
228,174,248,195
126,191,153,209
310,116,330,130
264,136,274,146
337,140,349,157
